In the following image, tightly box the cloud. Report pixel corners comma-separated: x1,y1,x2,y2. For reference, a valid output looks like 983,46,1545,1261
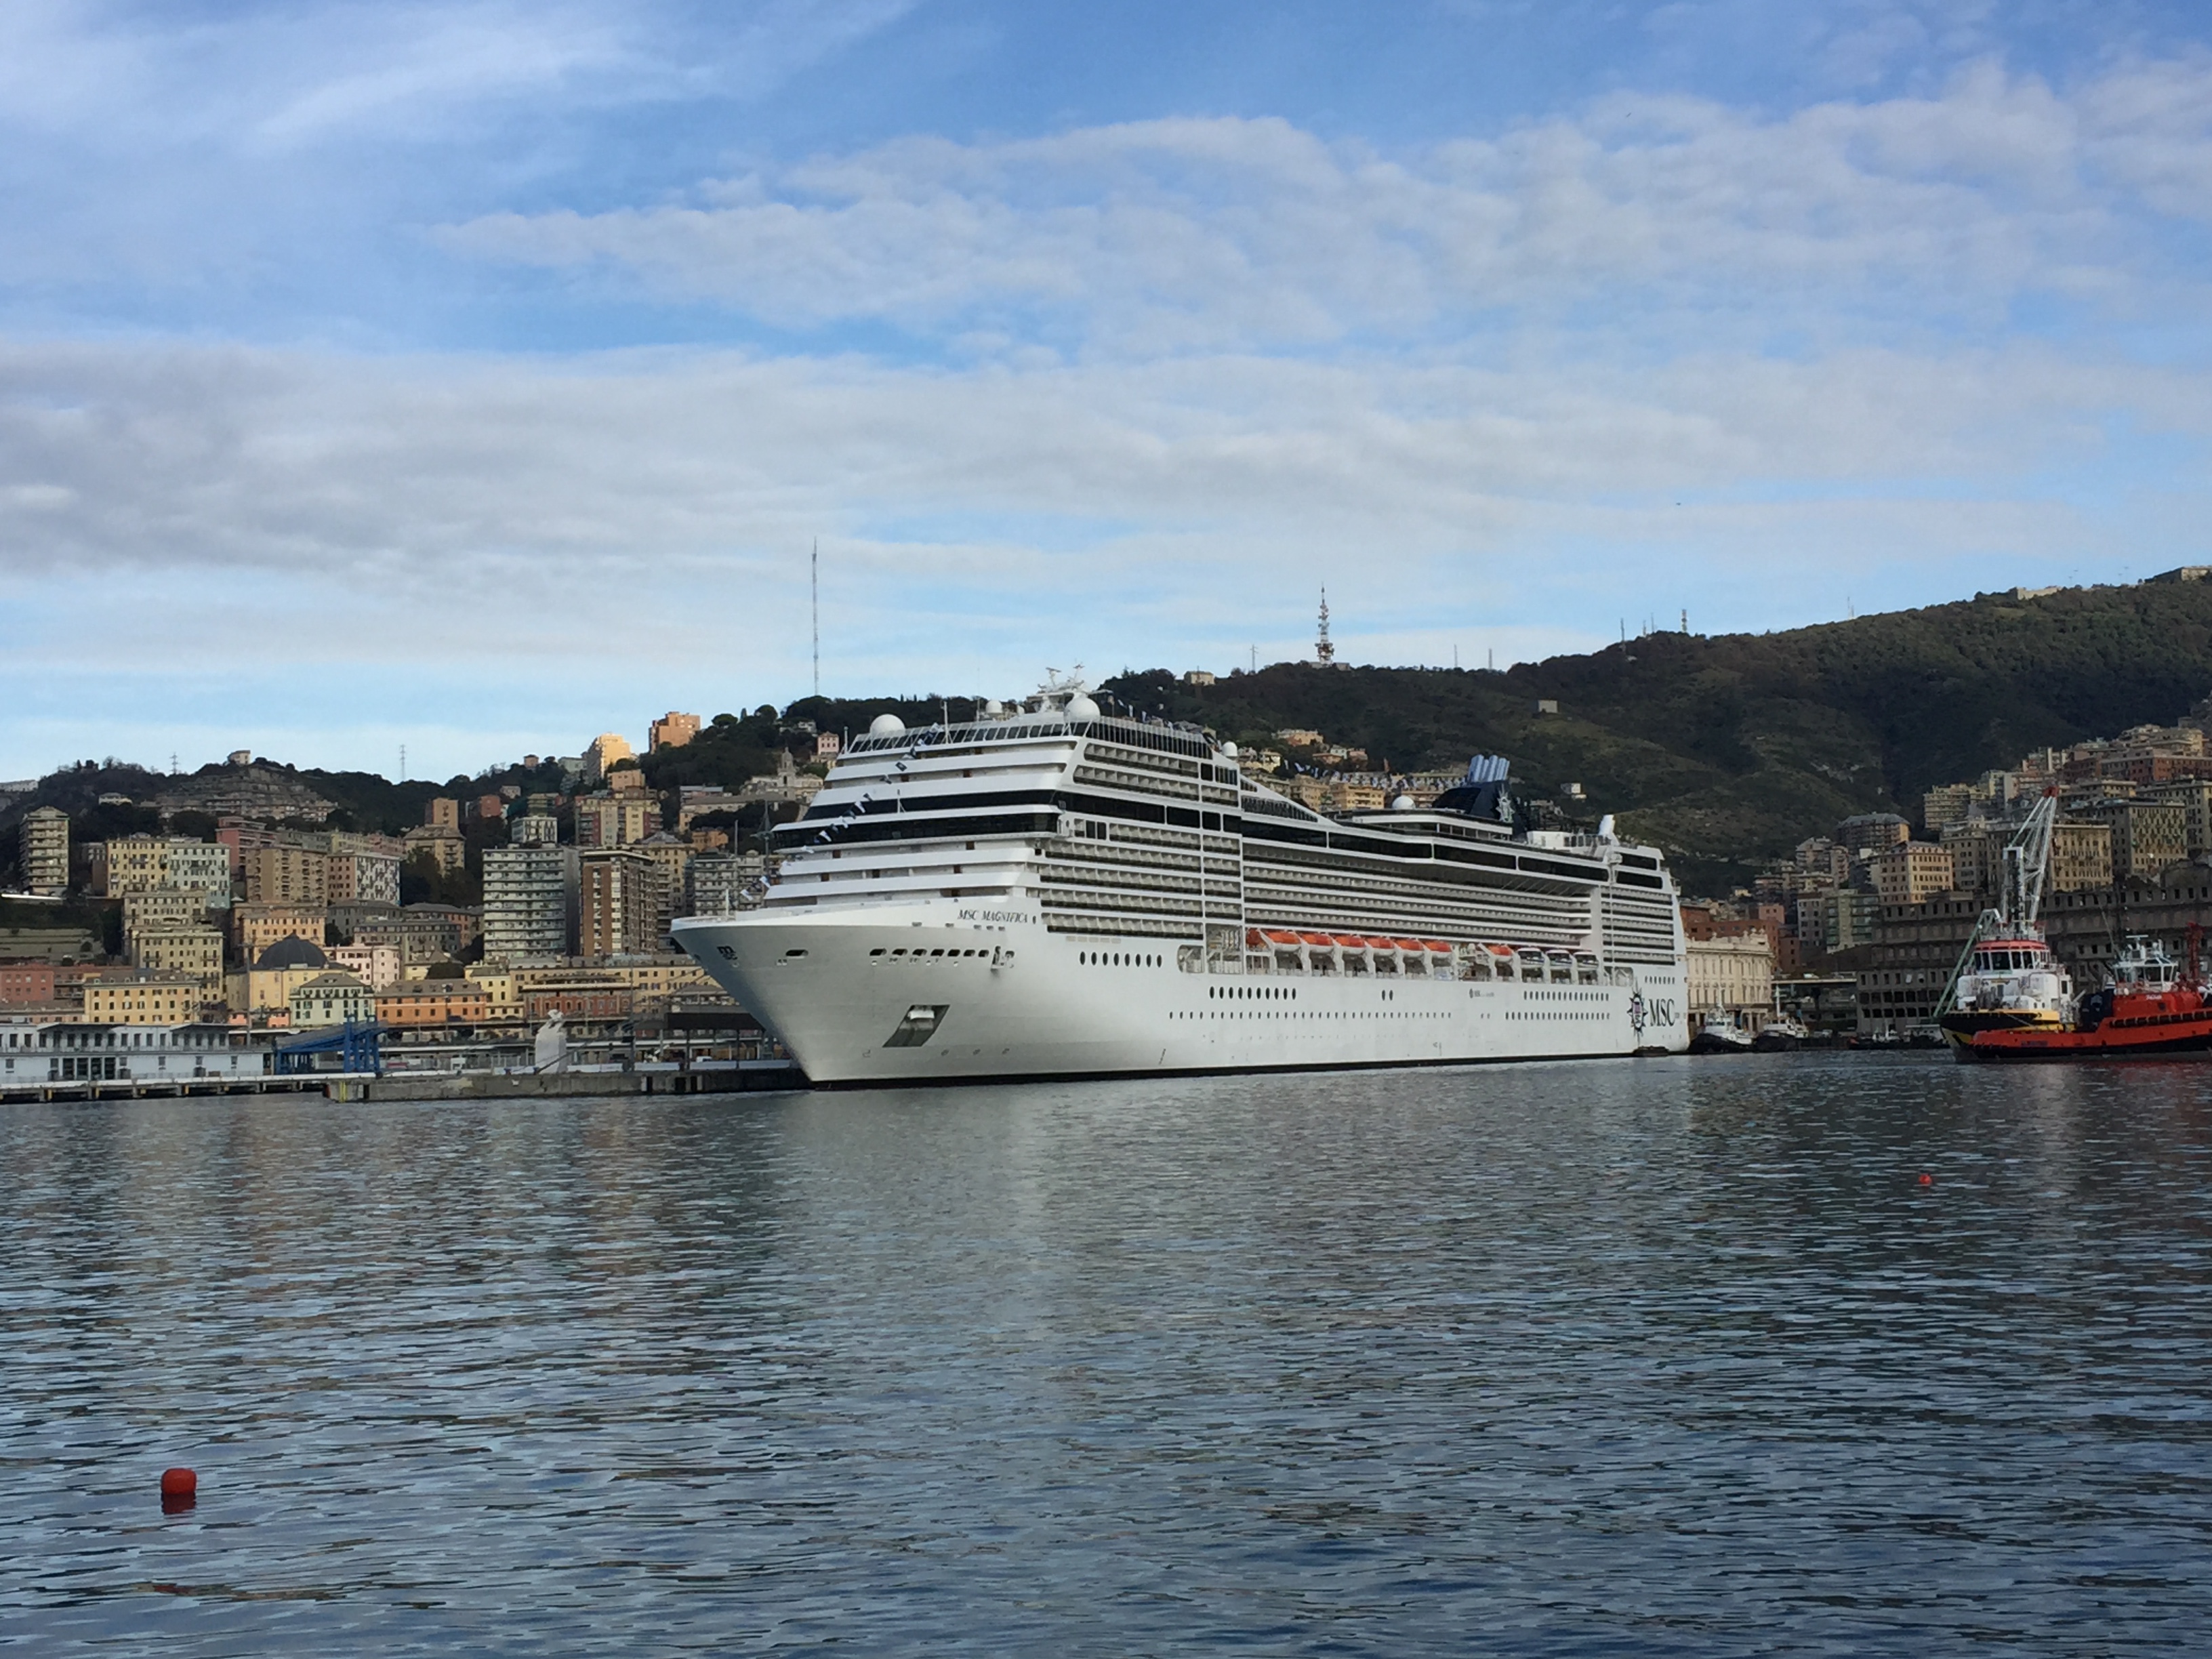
441,58,2212,353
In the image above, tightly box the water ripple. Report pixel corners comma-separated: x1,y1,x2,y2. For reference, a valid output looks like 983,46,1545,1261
4,1053,2210,1653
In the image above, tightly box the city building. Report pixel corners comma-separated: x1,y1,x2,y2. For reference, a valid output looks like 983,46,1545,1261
348,903,479,963
401,825,467,876
1944,820,2114,898
2144,779,2212,857
737,751,823,807
130,925,226,1000
327,941,403,991
649,712,700,752
510,813,560,848
1797,888,1879,955
83,970,205,1025
233,902,328,961
1871,841,1957,905
101,833,173,897
289,971,374,1030
242,936,335,1015
575,793,659,848
123,886,208,943
3,1019,272,1086
686,851,766,916
2075,798,2188,883
634,832,691,944
375,979,494,1029
425,796,462,832
583,733,634,785
166,839,232,909
483,845,575,965
1921,784,1979,834
1686,933,1775,1027
675,788,748,830
325,832,404,905
814,732,842,761
243,842,329,906
1836,813,1911,854
579,848,659,958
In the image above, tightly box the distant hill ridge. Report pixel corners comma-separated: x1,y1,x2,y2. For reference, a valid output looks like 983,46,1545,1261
1102,576,2212,891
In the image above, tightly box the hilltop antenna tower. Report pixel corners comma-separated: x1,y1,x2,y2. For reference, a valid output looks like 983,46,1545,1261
812,539,820,699
399,744,406,781
1316,588,1335,666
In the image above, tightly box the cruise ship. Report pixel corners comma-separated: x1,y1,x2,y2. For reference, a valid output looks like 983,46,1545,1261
674,680,1689,1084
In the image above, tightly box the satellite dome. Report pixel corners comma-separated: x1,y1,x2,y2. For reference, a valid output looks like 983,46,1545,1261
1066,694,1101,720
868,713,906,736
1220,741,1239,759
1391,794,1416,811
982,699,1005,717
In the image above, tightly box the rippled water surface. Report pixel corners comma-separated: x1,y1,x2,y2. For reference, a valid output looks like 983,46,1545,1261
5,1054,2211,1654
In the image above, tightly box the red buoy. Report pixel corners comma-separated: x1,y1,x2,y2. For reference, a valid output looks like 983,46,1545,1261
160,1467,197,1507
1919,1173,1933,1186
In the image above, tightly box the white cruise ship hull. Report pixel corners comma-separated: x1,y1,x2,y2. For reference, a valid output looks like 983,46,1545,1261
676,901,1687,1086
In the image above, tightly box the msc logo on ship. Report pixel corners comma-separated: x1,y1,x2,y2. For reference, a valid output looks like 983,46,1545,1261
1628,993,1680,1036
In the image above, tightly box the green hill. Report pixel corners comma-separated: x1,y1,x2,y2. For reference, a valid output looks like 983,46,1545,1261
1100,578,2212,894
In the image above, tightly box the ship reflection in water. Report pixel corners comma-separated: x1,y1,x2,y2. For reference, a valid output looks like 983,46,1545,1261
6,1055,2211,1654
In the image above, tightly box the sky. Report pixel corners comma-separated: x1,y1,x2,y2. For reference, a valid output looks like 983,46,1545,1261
5,0,2211,781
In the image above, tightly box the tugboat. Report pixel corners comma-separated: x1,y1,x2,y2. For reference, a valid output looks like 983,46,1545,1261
1689,1012,1756,1054
1955,935,2212,1062
1752,1016,1808,1052
1936,792,2072,1059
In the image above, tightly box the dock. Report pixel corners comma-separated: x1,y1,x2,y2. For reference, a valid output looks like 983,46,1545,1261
325,1061,806,1101
5,1061,807,1105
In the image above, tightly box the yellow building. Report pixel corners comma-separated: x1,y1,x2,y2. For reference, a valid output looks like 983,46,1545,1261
401,825,468,874
1872,842,1957,905
585,733,635,784
234,902,328,960
123,886,209,945
2078,799,2188,882
83,970,205,1025
2145,780,2212,857
131,925,226,999
512,956,713,1008
1687,933,1775,1021
102,834,173,897
464,966,523,1021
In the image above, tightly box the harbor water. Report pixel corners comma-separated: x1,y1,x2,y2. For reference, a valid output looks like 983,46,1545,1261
5,1054,2209,1654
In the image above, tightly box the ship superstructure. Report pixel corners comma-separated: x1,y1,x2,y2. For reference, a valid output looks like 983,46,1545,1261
674,680,1689,1084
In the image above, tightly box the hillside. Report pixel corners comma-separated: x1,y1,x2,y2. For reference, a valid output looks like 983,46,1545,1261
10,579,2212,899
1102,578,2212,893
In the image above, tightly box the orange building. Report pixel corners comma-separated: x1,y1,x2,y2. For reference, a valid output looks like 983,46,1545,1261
375,981,493,1027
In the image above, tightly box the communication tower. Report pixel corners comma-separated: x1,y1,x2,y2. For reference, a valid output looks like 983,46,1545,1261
1316,588,1335,666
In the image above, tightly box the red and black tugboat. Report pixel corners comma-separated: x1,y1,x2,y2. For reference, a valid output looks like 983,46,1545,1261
1937,790,2212,1062
1953,933,2212,1062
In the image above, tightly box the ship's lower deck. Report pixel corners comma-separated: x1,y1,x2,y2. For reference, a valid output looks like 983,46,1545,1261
675,906,1689,1086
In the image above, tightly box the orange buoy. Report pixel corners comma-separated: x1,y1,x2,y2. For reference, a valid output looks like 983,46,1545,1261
160,1467,197,1506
